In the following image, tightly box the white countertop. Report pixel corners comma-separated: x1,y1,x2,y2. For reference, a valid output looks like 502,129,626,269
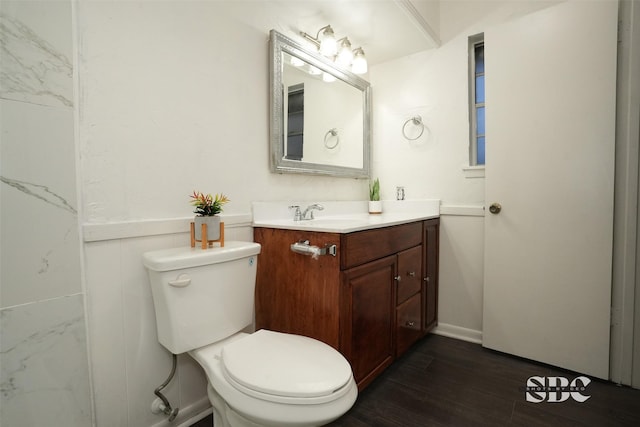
252,200,440,234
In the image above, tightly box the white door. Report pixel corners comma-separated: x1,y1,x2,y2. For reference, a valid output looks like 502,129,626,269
483,0,618,379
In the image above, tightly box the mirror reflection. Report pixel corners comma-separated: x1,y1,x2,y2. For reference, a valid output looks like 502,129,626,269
270,30,371,178
282,52,364,168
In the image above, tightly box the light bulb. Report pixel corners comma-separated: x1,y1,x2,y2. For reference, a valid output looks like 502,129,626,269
319,26,337,57
336,38,353,67
352,48,368,74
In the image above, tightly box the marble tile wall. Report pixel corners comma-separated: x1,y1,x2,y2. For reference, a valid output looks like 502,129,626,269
0,1,92,426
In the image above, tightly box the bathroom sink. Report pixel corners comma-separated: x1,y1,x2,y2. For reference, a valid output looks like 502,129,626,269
251,200,441,233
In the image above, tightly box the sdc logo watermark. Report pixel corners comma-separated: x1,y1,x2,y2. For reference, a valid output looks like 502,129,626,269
524,376,591,403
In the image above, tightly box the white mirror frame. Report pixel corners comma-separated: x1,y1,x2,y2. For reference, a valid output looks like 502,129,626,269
269,30,371,178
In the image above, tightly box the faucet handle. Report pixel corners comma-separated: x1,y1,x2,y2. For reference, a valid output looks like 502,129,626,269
288,205,302,221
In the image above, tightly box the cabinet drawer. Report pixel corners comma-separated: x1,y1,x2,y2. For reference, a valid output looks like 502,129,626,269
396,293,422,357
341,222,423,269
396,245,422,305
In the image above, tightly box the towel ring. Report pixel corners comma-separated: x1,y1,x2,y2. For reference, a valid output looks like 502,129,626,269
324,128,339,149
402,116,425,141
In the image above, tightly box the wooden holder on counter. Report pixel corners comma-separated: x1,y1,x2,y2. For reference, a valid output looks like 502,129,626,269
190,221,225,249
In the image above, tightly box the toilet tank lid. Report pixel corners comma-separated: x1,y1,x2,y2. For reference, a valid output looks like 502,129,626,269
142,241,261,272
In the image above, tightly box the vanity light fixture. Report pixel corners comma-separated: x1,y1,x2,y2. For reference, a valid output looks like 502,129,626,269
300,25,368,75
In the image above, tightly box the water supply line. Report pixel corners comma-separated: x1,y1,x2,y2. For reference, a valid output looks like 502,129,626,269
153,353,179,422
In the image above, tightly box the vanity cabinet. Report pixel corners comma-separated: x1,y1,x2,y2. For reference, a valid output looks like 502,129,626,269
423,219,439,333
254,218,439,390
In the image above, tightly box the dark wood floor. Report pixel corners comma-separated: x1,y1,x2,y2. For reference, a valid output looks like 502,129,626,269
192,334,640,426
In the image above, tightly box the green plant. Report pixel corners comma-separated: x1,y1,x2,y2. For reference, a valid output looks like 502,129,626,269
369,178,380,201
190,191,229,216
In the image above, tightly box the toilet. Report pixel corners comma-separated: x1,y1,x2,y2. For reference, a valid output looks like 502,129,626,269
142,241,357,427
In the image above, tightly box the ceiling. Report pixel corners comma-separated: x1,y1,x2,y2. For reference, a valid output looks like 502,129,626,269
223,0,440,66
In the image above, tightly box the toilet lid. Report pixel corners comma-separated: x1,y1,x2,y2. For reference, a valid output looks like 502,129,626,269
220,330,352,399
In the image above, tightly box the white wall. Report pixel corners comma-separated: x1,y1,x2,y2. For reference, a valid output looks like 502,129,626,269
437,212,484,341
75,2,367,426
77,1,368,223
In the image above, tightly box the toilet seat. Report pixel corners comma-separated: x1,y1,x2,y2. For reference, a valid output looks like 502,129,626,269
190,330,358,426
220,330,353,405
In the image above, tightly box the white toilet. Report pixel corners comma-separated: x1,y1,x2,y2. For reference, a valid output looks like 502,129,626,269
143,241,357,427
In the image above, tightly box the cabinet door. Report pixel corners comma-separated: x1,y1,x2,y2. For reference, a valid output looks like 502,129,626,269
254,228,342,348
396,293,422,356
341,255,396,389
397,245,422,305
423,219,439,333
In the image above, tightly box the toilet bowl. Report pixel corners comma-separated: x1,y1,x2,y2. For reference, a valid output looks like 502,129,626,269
142,242,357,427
189,330,358,427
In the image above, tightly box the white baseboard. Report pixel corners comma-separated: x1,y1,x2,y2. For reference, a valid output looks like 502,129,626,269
432,322,483,344
176,405,213,427
151,397,211,427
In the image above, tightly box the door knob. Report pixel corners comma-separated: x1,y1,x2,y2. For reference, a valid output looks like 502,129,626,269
489,203,502,214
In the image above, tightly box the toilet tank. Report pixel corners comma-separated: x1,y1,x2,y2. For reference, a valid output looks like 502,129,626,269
142,241,261,354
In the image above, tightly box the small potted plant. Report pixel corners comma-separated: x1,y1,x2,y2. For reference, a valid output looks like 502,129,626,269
190,191,229,241
368,178,382,214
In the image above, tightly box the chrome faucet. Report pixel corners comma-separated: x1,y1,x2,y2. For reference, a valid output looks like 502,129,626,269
289,203,324,221
301,203,324,220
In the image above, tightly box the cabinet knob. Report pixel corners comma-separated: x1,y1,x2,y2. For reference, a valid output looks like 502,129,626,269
407,271,416,277
405,321,415,327
394,275,402,282
424,277,430,282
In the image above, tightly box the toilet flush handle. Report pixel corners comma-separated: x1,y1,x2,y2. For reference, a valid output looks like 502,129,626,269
168,274,191,288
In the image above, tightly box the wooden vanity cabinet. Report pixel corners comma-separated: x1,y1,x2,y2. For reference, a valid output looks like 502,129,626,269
254,219,439,390
423,219,440,333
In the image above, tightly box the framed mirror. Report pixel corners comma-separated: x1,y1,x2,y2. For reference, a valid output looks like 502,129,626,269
269,30,371,178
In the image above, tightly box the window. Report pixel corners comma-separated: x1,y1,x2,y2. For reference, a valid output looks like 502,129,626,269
286,84,304,160
469,34,485,166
